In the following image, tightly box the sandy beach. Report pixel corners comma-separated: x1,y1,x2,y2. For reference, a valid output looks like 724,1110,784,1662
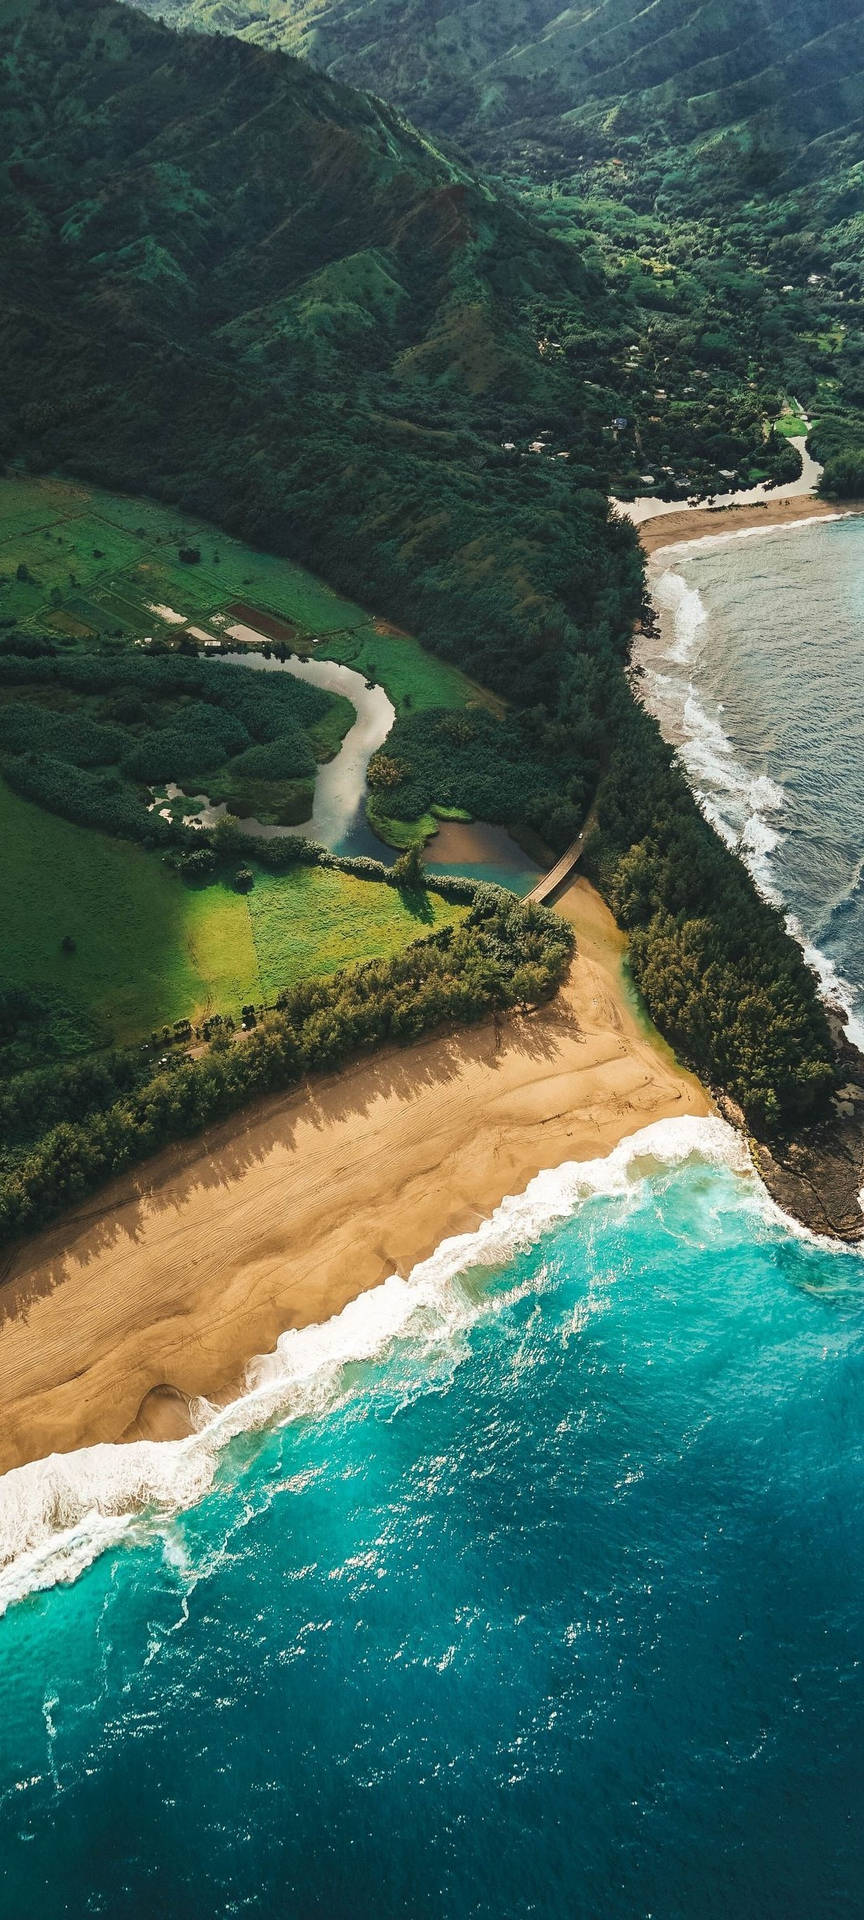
637,493,858,555
0,879,708,1475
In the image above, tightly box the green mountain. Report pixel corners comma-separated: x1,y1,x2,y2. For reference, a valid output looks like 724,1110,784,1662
0,0,839,1135
133,0,864,192
1,0,638,685
135,0,864,469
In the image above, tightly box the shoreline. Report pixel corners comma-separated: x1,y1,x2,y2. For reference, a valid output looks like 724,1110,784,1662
636,493,862,556
0,879,709,1477
635,491,864,1239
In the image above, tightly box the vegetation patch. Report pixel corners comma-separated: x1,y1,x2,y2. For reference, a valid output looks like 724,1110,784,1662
0,777,260,1049
0,645,349,842
0,772,473,1065
367,707,569,843
0,887,572,1246
248,866,465,997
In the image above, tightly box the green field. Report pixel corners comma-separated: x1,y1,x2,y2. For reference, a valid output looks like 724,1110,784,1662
0,474,491,717
0,778,259,1048
0,476,477,1065
248,866,463,995
0,778,465,1053
775,405,809,440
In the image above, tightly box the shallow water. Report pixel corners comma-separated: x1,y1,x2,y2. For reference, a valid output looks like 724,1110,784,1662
1,1120,863,1915
426,818,539,894
639,514,864,1041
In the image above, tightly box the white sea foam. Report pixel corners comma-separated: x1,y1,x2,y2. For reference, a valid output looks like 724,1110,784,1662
652,568,708,664
641,554,864,1048
651,511,848,559
791,917,864,1055
0,1117,749,1615
638,568,788,907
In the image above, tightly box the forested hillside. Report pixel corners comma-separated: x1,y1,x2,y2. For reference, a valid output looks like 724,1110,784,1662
141,0,864,488
0,0,641,702
0,0,839,1135
139,0,864,194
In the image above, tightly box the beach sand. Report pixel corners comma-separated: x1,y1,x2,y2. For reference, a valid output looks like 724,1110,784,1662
637,494,860,555
0,879,709,1474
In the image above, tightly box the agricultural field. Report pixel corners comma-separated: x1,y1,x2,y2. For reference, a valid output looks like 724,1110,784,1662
0,779,465,1059
0,475,490,717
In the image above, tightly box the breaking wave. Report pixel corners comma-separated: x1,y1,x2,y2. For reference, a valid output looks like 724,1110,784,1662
641,569,787,905
640,541,864,1045
0,1117,750,1615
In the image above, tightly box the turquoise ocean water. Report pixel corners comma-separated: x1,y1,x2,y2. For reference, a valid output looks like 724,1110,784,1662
1,518,863,1913
1,1122,863,1916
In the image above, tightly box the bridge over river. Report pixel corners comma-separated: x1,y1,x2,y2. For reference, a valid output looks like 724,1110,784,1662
526,821,592,904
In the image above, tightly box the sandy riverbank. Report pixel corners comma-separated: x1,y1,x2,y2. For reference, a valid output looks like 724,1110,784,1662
0,879,709,1475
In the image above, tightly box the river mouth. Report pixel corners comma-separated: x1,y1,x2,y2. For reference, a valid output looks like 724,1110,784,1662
162,626,540,887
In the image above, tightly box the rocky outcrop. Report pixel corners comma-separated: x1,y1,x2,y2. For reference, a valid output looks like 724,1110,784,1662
732,1031,864,1243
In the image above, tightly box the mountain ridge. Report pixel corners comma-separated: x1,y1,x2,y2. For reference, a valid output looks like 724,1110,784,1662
133,0,864,196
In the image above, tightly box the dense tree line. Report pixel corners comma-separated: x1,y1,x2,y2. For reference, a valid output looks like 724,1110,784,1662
0,1047,155,1156
586,693,835,1131
368,707,567,838
818,447,864,500
0,646,345,842
0,888,573,1246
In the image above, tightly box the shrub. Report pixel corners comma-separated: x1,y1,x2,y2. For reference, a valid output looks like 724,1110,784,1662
819,448,864,500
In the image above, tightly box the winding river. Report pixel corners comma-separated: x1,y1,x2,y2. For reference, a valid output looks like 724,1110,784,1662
179,627,539,888
214,642,395,861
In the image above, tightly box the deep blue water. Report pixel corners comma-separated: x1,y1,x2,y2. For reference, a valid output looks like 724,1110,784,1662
2,1131,863,1918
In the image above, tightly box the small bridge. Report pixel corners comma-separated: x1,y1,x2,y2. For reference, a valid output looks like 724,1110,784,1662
527,824,590,905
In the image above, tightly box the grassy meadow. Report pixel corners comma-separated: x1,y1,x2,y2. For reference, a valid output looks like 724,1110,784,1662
248,866,462,995
0,778,465,1054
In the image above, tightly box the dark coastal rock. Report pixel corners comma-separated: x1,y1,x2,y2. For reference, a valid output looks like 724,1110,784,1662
750,1112,864,1245
717,1055,864,1243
